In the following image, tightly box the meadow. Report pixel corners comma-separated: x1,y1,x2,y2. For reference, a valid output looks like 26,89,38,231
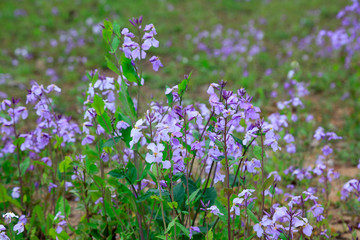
0,0,359,239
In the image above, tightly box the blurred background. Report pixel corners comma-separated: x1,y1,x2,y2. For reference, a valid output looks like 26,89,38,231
0,0,359,166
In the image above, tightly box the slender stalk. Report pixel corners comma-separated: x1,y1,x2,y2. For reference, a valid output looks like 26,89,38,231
146,200,157,240
223,114,231,240
156,163,168,240
191,161,215,225
260,131,265,219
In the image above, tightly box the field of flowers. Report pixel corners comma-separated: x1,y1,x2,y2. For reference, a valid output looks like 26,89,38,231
0,0,359,239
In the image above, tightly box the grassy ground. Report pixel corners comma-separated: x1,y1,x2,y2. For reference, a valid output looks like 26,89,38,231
0,0,358,167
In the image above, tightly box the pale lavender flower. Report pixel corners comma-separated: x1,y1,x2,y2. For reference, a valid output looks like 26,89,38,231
149,56,163,72
3,212,18,224
189,226,200,239
207,205,224,216
11,187,20,199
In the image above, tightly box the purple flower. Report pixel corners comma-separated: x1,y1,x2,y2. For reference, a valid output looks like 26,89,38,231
322,145,333,156
313,127,325,140
149,56,163,72
0,225,9,240
264,129,281,152
243,158,261,173
116,120,130,130
11,187,20,199
309,202,324,217
13,215,27,235
284,133,295,143
189,226,200,239
286,144,296,154
3,212,18,224
207,205,224,216
146,143,164,164
82,135,95,145
95,197,103,205
48,183,57,192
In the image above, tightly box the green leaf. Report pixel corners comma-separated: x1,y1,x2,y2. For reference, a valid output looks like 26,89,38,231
97,112,113,135
165,217,178,234
165,85,173,106
106,56,120,75
203,187,217,206
155,236,167,240
54,135,63,149
92,94,105,115
103,136,121,148
102,20,113,43
214,200,227,223
139,163,151,181
186,189,200,206
246,207,259,224
167,201,178,209
178,73,191,98
253,145,262,159
13,137,25,147
192,130,200,140
125,161,137,184
279,233,288,240
116,110,133,147
231,134,246,149
120,55,140,83
245,234,256,240
93,175,105,187
91,70,99,87
108,169,125,179
59,156,72,173
205,229,213,240
111,37,120,53
263,174,275,191
119,78,136,120
88,164,99,175
55,196,71,217
113,22,121,36
20,157,31,176
175,222,190,236
173,183,185,205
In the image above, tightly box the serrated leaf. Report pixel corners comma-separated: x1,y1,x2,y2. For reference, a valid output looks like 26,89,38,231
93,175,105,187
263,174,274,191
165,217,178,234
20,157,30,176
121,55,140,83
119,78,136,120
108,169,125,179
186,189,200,206
125,161,137,184
111,37,120,53
59,156,72,173
173,183,185,205
13,137,25,147
113,22,121,36
253,145,262,159
215,200,227,223
246,207,259,224
92,94,105,115
55,196,71,217
175,222,190,236
205,229,213,240
103,136,121,148
97,112,112,135
106,56,120,75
